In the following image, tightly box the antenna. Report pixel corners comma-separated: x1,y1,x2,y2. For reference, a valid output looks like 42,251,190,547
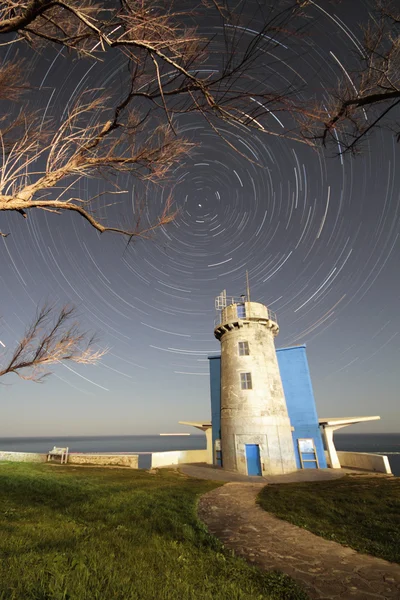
246,270,250,303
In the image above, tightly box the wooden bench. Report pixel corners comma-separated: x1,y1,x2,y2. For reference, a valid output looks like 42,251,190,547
47,446,69,464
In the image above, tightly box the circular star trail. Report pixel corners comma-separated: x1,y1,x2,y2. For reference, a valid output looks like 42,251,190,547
1,0,399,434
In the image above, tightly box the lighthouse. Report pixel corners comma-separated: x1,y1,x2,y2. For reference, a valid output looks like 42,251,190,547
214,290,297,476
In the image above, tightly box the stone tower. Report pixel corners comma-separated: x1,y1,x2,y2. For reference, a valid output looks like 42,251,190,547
214,292,297,476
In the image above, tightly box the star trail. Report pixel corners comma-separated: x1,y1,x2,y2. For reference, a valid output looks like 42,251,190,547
1,0,399,436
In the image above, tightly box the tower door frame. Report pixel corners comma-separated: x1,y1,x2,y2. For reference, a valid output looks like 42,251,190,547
234,433,267,476
245,444,262,476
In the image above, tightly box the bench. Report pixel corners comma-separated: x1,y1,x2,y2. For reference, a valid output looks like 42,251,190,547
47,447,69,464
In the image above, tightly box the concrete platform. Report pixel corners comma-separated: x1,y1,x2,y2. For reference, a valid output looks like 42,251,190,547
177,463,352,483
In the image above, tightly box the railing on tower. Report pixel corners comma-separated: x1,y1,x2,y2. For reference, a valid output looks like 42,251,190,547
214,291,277,329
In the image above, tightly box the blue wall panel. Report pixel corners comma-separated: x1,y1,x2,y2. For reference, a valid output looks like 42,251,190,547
276,346,326,468
208,346,326,469
208,356,221,465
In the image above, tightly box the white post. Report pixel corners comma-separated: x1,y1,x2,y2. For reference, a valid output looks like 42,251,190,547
205,428,213,464
382,455,392,475
323,426,341,469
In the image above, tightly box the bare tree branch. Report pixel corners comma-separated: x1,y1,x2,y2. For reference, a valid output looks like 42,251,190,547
0,304,106,382
1,0,398,241
300,0,400,153
0,0,312,237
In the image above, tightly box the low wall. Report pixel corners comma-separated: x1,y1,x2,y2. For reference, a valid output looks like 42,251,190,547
325,450,392,474
68,454,138,468
0,451,47,463
151,449,208,468
0,451,138,468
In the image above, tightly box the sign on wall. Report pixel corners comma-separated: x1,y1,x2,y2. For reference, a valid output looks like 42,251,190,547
298,438,314,453
297,438,319,468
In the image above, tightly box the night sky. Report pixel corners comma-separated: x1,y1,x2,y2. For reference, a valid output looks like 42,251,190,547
1,0,399,437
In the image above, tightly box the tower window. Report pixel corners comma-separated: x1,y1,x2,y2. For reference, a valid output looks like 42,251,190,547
237,304,246,319
238,341,249,356
240,372,252,390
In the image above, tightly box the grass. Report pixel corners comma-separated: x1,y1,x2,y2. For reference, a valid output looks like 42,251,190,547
257,476,400,564
0,463,307,600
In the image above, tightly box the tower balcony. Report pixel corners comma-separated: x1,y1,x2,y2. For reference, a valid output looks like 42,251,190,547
214,300,279,340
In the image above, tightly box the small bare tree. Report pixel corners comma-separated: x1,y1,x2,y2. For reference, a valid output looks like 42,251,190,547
300,0,400,154
0,304,106,382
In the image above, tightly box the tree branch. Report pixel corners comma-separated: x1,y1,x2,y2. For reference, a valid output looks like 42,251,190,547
0,304,106,382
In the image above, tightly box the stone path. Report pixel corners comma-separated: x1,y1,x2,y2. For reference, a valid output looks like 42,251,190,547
198,482,400,600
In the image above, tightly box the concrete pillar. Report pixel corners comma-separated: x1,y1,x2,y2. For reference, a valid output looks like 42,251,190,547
323,426,341,469
205,427,213,465
215,301,297,476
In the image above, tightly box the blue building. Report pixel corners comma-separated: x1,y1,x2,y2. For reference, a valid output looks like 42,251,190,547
179,293,384,476
208,345,327,470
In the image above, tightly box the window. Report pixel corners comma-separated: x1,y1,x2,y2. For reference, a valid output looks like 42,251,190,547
240,372,252,390
238,341,249,356
237,304,246,319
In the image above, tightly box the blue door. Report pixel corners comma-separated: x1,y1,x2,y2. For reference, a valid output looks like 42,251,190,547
245,444,262,476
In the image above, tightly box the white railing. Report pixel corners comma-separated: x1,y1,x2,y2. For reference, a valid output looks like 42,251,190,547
215,295,248,309
214,305,277,328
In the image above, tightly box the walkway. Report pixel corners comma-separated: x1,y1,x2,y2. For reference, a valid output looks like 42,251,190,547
179,463,349,483
197,482,400,599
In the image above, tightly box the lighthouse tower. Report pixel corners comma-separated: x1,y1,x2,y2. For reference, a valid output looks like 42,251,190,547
214,291,297,476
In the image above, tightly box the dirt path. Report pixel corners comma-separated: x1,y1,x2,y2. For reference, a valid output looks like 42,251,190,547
198,482,400,600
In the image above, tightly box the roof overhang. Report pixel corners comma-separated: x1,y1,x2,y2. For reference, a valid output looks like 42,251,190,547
319,416,380,430
179,420,212,431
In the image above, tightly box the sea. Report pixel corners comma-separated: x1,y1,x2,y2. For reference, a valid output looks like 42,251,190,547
0,433,399,474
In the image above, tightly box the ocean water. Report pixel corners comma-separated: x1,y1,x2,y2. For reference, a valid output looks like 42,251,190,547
0,433,398,474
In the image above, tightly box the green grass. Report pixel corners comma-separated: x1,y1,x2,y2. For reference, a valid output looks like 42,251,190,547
257,476,400,564
0,463,307,600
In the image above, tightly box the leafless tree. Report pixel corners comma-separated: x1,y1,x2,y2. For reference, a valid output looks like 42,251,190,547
300,0,400,154
0,304,106,382
0,0,398,243
0,0,312,239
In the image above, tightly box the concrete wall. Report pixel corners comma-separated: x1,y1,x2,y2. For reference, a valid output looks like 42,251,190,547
220,301,277,330
0,451,47,463
218,302,297,476
0,451,138,468
277,346,327,469
68,454,138,468
326,451,392,474
151,449,208,468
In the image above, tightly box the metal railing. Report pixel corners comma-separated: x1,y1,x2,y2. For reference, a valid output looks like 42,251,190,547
214,304,277,329
215,295,248,309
